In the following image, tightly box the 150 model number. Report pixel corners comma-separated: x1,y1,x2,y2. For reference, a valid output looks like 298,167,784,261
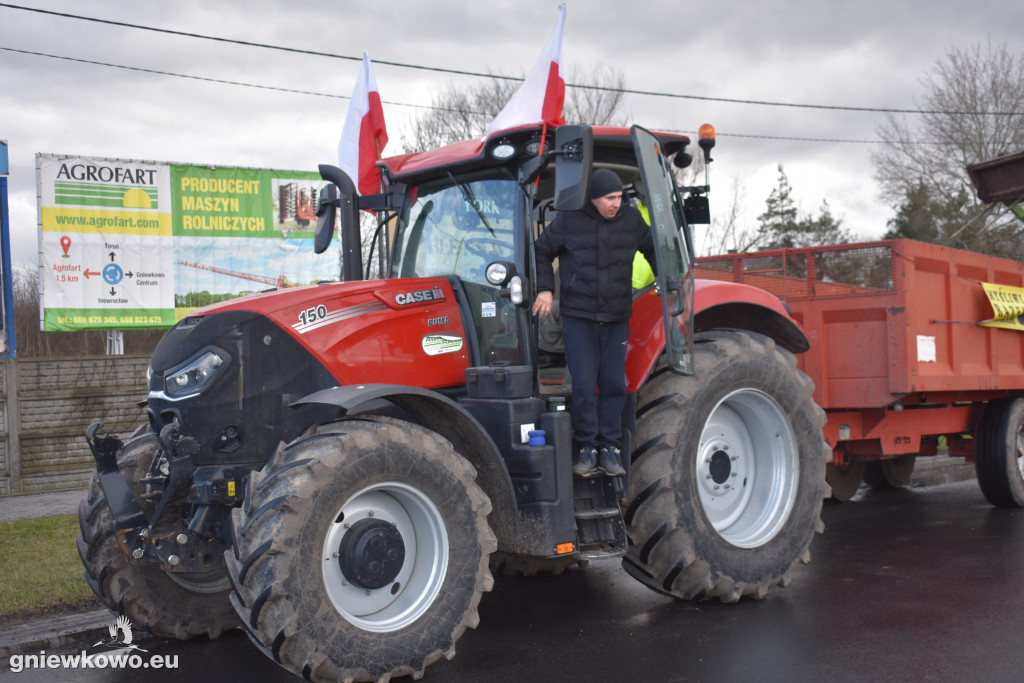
298,305,328,326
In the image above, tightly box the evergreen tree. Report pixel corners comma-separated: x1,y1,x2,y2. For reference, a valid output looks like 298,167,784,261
756,166,799,249
756,166,851,250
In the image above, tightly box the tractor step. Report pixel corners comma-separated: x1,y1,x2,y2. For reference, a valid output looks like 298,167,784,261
572,474,626,551
574,506,620,520
579,545,626,561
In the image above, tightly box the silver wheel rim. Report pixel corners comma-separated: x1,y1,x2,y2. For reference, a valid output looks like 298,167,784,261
696,389,799,548
322,482,449,632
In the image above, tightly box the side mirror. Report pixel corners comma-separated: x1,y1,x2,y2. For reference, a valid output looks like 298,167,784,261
553,125,593,212
316,164,362,280
314,184,339,254
683,195,710,225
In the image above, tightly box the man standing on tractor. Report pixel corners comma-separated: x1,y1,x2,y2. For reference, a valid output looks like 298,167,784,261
532,168,657,477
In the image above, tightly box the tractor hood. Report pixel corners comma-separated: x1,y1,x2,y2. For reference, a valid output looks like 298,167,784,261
172,276,471,391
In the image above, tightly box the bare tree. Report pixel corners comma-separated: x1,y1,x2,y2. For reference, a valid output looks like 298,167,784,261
872,41,1024,258
563,65,627,127
402,66,627,152
697,175,759,256
402,77,517,152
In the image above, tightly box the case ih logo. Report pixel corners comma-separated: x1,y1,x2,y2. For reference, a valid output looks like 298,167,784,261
395,286,444,306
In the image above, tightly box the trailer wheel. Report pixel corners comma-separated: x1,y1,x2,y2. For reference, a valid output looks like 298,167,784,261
826,461,866,502
975,398,1024,507
623,330,829,603
226,416,496,682
76,430,238,639
864,456,916,490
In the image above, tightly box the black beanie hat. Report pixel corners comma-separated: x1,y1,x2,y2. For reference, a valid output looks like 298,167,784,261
588,169,623,199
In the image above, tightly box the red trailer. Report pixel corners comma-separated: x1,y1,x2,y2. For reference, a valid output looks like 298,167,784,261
697,238,1024,504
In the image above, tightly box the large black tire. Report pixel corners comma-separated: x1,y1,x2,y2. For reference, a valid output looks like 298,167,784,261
76,430,238,639
975,398,1024,507
623,330,829,603
863,456,916,490
226,416,496,682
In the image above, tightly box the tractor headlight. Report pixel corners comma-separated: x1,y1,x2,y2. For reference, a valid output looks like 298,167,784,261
165,349,227,399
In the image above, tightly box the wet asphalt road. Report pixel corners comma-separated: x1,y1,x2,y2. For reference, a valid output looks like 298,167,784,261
5,478,1024,682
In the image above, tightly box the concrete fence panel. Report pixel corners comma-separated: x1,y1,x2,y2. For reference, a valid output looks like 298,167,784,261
0,355,150,494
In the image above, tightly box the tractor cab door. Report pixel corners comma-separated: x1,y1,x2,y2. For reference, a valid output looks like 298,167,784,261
631,125,696,374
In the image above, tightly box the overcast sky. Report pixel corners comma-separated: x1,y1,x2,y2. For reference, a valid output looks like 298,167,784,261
3,0,1023,268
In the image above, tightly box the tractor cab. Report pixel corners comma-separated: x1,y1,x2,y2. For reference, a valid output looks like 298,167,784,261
316,124,704,389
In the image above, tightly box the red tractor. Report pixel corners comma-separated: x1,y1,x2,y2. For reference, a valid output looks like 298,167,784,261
79,123,829,681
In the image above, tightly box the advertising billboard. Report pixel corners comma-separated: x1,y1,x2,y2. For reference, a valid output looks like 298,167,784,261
38,154,339,331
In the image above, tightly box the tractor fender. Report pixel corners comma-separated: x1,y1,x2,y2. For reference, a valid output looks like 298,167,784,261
293,384,522,550
693,279,809,353
627,280,809,392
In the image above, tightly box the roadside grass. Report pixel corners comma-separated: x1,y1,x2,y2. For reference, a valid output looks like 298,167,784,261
0,514,99,621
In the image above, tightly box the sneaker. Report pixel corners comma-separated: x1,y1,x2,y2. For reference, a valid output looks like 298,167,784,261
598,446,625,477
573,446,598,476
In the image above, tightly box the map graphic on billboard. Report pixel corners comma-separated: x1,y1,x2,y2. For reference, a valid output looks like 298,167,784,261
38,154,340,331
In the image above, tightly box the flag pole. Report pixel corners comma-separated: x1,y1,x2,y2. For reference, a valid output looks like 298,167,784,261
374,137,390,278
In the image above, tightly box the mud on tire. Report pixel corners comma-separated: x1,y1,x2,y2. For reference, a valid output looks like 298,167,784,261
226,416,496,683
622,330,829,603
76,430,238,639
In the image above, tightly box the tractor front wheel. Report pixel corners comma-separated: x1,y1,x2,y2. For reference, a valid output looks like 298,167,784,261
226,416,496,682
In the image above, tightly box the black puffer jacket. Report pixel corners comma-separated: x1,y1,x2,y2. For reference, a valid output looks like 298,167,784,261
535,200,656,322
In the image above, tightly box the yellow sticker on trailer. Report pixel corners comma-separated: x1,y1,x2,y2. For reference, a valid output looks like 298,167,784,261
981,282,1024,331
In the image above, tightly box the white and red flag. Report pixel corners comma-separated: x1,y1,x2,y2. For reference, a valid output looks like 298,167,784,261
485,4,566,138
338,52,389,195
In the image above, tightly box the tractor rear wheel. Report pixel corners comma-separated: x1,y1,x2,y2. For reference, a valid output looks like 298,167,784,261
76,430,238,639
623,330,829,603
226,416,496,682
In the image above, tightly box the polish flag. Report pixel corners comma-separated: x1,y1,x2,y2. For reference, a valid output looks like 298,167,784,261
485,5,567,138
338,52,389,195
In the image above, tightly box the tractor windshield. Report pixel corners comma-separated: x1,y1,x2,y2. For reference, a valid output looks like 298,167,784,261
391,168,526,366
391,169,519,285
